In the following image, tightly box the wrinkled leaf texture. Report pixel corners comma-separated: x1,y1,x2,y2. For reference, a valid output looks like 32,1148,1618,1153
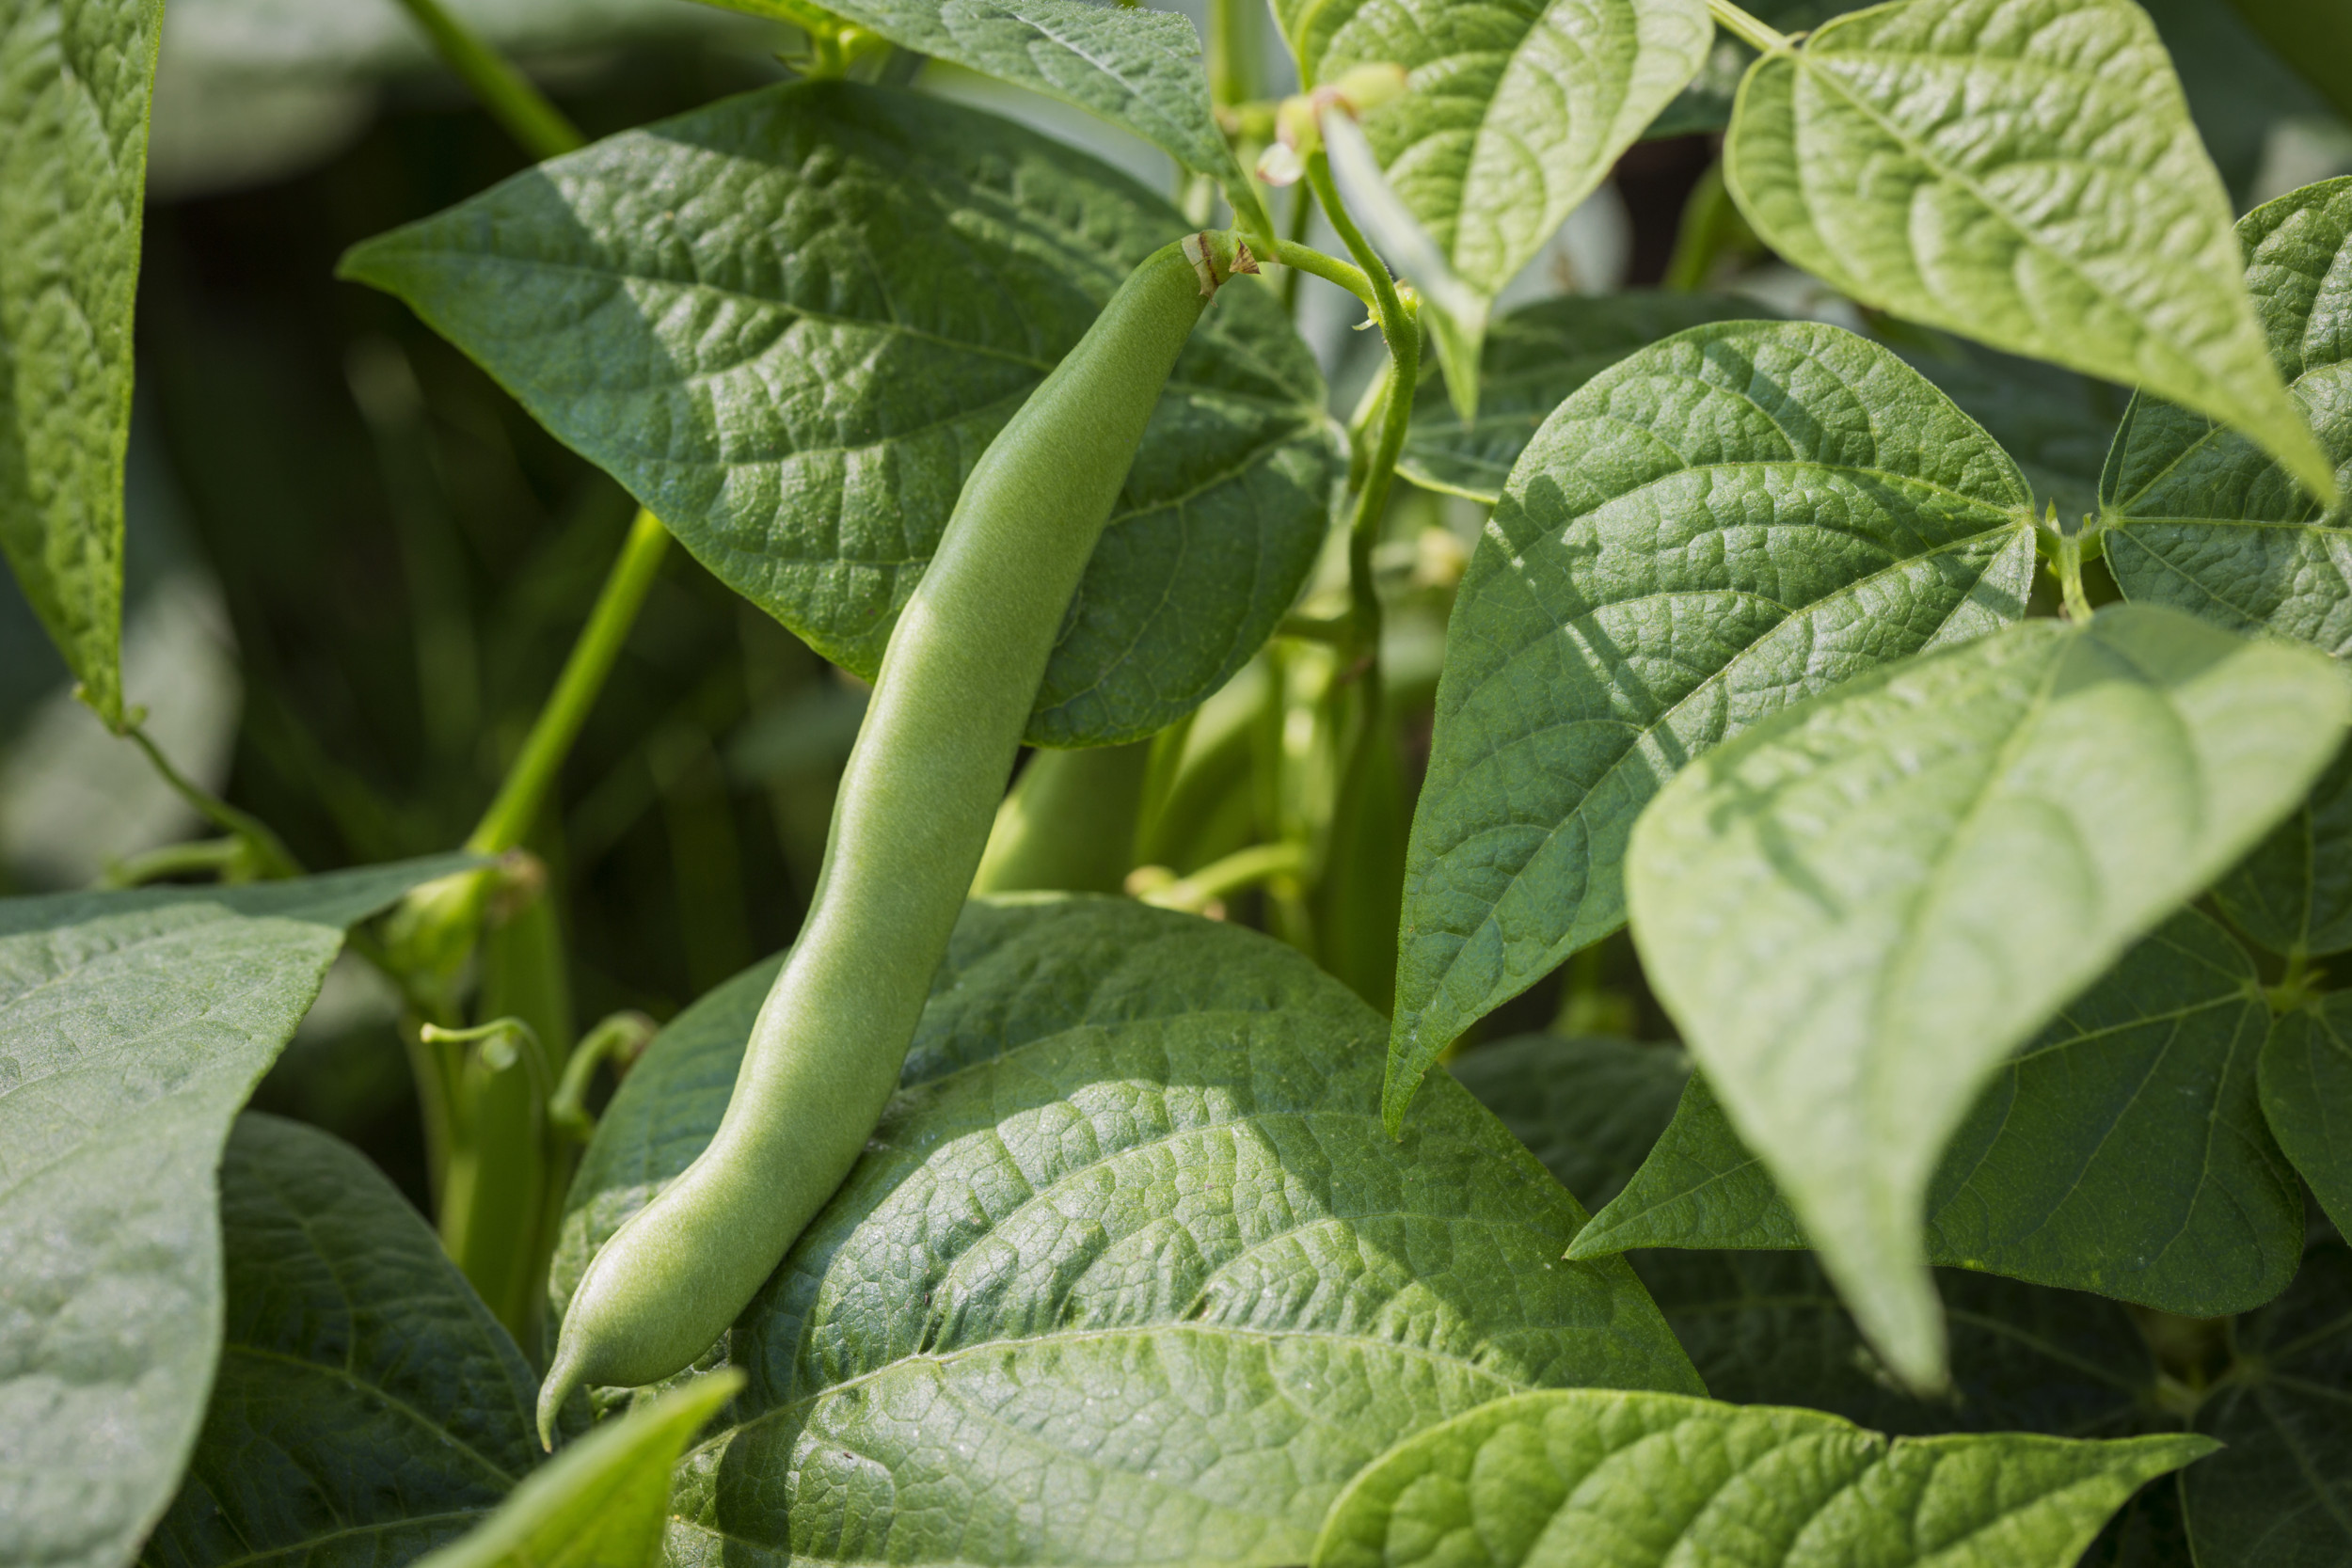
707,0,1271,239
2105,177,2352,657
0,0,160,723
555,895,1699,1566
1624,606,2346,1387
1397,292,1768,504
1311,1388,2211,1568
0,858,470,1568
1576,909,2305,1319
1725,0,2335,502
340,80,1340,748
143,1113,550,1568
1391,319,2037,1131
1272,0,1713,407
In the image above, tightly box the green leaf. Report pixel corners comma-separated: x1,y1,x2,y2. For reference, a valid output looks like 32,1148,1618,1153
143,1113,548,1568
725,0,1269,240
1447,1034,1689,1212
1310,1388,2212,1568
2261,994,2352,1239
0,0,163,726
1273,0,1713,398
1397,293,1770,504
1578,910,2305,1319
2104,177,2352,655
2214,736,2352,957
0,857,469,1568
555,896,1700,1566
2183,1242,2352,1568
1637,1251,2159,1441
1899,343,2122,529
1391,320,2037,1128
1624,605,2346,1388
1724,0,2335,503
340,80,1340,748
415,1374,742,1568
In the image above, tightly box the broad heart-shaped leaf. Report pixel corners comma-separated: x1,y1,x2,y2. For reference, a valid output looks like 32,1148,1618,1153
553,896,1700,1567
2183,1242,2352,1568
1397,293,1770,504
2261,995,2352,1240
1576,909,2306,1319
1625,605,2347,1389
413,1374,742,1568
2104,177,2352,656
1389,320,2037,1130
1273,0,1713,401
1724,0,2336,504
0,0,161,725
708,0,1270,242
1447,1034,1690,1212
143,1113,549,1568
1309,1388,2212,1568
2214,736,2352,958
0,857,470,1568
340,80,1340,749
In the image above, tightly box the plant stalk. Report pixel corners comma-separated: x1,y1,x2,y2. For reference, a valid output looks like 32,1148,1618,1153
1708,0,1793,52
469,508,669,857
387,0,585,160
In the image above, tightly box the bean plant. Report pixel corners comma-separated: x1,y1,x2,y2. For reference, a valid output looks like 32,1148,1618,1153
3,0,2349,1562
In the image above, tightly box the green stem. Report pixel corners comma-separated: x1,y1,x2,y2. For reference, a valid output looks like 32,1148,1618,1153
549,1010,658,1142
125,726,304,879
1305,150,1418,673
1279,185,1313,313
1135,840,1308,911
1661,162,1734,293
1207,0,1252,108
101,836,247,888
1268,237,1378,312
1708,0,1792,52
387,0,585,160
468,508,669,856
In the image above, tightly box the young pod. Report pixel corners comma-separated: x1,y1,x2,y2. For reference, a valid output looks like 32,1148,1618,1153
536,232,1251,1443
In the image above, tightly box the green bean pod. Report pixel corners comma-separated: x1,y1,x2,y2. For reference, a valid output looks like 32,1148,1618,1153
537,232,1248,1442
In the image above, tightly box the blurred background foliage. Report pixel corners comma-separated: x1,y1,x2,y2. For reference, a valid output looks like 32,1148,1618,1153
2,0,2343,1206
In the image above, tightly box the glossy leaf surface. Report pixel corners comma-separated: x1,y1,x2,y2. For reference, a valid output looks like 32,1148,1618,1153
1726,0,2333,500
144,1113,546,1568
1397,293,1768,503
0,859,469,1568
554,896,1699,1566
2260,995,2352,1238
2106,178,2352,658
1625,607,2346,1386
0,0,161,723
1391,320,2037,1128
341,81,1339,747
1274,0,1712,390
1578,911,2303,1318
2184,1243,2352,1568
1311,1388,2210,1568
